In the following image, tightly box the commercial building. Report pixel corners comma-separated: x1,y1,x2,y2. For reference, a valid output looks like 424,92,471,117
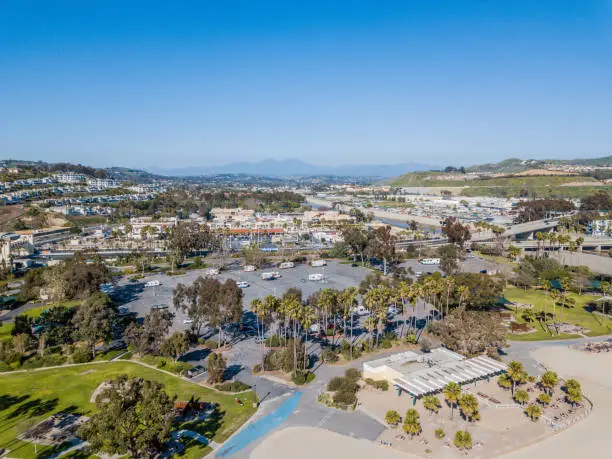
363,348,507,398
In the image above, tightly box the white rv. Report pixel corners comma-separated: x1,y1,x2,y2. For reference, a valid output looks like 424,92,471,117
279,261,294,269
261,272,281,280
308,273,324,281
243,265,256,272
311,260,327,267
420,258,440,265
145,280,160,287
205,268,220,276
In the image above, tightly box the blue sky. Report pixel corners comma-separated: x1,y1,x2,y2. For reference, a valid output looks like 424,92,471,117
1,0,611,169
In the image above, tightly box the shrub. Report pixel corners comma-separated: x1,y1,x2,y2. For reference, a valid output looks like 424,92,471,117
365,378,389,391
385,410,401,426
405,334,418,344
380,339,393,349
252,364,262,374
71,347,93,364
327,376,350,392
345,368,361,381
340,340,361,360
537,393,551,406
215,380,251,392
435,428,445,439
292,370,315,385
419,337,432,353
454,430,472,450
321,348,339,363
332,390,357,408
21,353,66,369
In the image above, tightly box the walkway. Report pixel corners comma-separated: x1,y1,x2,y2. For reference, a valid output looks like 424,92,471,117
215,391,303,458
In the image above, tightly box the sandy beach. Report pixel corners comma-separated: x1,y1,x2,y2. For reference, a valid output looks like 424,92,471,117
249,345,612,459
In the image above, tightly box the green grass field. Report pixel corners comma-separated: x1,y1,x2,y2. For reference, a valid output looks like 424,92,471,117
0,361,257,458
504,287,612,341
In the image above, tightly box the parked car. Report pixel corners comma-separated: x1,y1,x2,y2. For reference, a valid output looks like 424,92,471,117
237,281,250,288
185,365,206,378
183,318,194,324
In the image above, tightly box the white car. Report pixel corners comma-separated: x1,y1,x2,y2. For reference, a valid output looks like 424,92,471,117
237,281,250,288
183,318,194,325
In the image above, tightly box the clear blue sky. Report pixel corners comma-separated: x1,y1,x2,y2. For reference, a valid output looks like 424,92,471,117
1,0,611,169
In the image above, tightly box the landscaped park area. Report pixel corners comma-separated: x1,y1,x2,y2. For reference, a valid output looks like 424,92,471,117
504,287,612,341
0,361,257,458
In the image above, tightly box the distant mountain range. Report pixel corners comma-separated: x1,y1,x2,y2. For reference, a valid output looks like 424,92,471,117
148,158,435,178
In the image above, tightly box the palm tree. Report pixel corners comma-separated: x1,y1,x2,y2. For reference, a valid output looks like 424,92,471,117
524,404,542,421
338,287,358,358
250,298,266,365
299,305,316,370
402,408,422,438
539,370,559,395
364,316,377,348
564,379,582,405
506,361,527,395
317,288,339,343
458,394,480,422
385,410,401,426
507,244,521,261
535,232,546,257
454,431,472,450
443,382,461,419
423,395,441,415
513,389,529,405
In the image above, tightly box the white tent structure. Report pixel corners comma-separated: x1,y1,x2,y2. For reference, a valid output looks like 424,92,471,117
363,348,507,398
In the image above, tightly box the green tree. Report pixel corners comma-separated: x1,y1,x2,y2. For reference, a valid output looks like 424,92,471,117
564,379,582,405
513,389,529,405
506,360,528,395
72,292,115,358
423,395,442,414
160,332,189,361
402,408,422,438
458,394,480,422
454,430,472,450
207,352,227,384
498,373,512,390
79,375,174,457
524,404,542,421
443,382,462,419
537,393,551,406
539,370,559,395
385,409,401,426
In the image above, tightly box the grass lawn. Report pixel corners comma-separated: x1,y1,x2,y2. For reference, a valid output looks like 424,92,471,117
21,300,81,319
0,361,257,458
0,322,13,342
504,287,612,341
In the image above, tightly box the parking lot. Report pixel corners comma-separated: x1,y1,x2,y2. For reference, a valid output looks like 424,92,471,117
401,254,507,277
116,260,372,333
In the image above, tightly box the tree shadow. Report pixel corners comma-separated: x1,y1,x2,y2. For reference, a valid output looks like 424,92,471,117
180,348,210,363
224,364,243,380
179,406,224,441
8,397,59,419
0,395,29,412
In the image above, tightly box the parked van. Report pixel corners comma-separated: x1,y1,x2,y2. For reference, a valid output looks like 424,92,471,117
279,261,294,269
261,272,281,280
312,260,327,267
308,273,324,281
145,280,160,287
420,258,440,265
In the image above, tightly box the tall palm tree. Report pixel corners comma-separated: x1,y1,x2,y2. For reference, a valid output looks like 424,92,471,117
539,370,558,395
443,382,461,419
338,287,358,358
402,408,422,437
299,305,316,370
549,290,562,334
250,298,266,365
458,393,480,422
507,360,527,395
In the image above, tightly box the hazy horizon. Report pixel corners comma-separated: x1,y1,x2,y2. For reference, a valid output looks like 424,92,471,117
2,1,611,169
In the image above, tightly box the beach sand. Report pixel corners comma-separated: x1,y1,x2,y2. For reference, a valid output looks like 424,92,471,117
249,346,611,459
